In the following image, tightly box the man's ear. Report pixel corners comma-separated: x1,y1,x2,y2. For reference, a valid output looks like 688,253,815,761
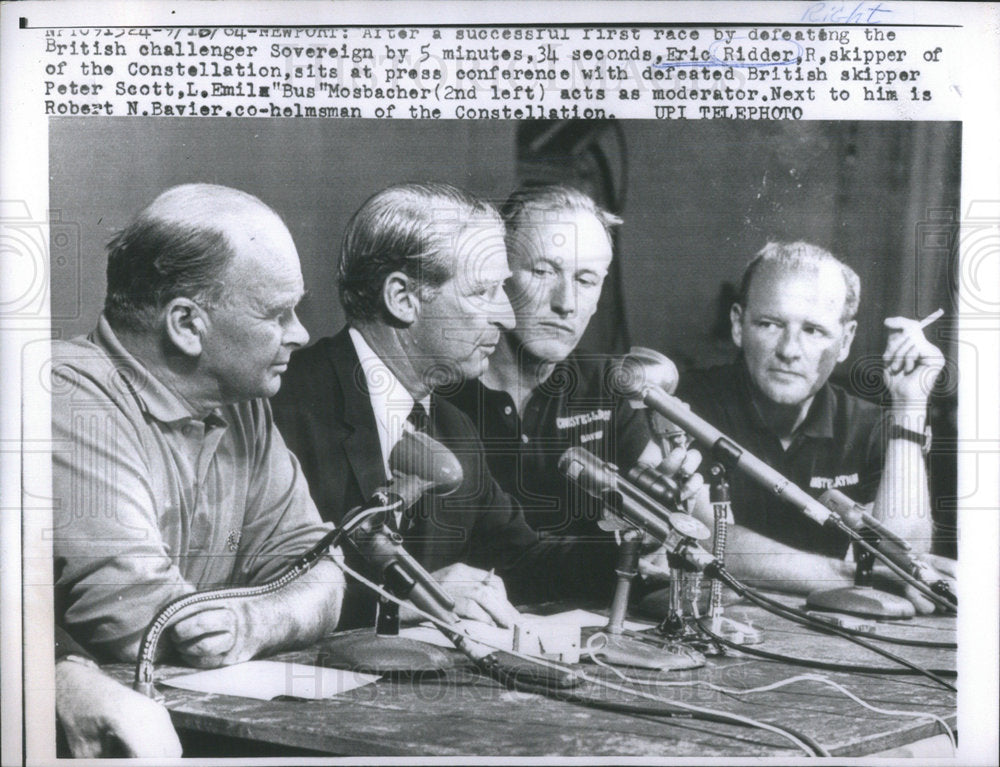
383,271,420,325
164,298,206,357
837,319,858,363
730,303,744,348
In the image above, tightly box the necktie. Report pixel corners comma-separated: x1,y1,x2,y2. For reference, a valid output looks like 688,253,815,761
396,401,430,535
407,401,430,434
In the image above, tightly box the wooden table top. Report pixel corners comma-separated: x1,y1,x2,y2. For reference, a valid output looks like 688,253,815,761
104,597,956,758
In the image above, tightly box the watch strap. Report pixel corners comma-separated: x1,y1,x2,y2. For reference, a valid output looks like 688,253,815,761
888,423,932,454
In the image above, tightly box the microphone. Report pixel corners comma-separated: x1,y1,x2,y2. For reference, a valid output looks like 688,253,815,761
340,429,465,534
558,447,714,572
610,348,689,449
819,489,956,607
341,433,582,687
609,346,679,399
389,429,463,495
635,386,835,527
632,382,956,612
337,430,466,623
627,463,682,509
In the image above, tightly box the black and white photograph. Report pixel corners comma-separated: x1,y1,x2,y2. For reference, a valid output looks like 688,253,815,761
2,2,998,764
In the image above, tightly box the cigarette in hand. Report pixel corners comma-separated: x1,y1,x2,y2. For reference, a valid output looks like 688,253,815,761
917,308,944,330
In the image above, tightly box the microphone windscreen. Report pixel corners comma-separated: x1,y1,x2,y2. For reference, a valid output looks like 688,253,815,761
389,430,463,494
607,347,679,399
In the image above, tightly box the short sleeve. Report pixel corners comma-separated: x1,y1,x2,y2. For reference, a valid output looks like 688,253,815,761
52,360,194,662
853,410,887,506
234,400,338,584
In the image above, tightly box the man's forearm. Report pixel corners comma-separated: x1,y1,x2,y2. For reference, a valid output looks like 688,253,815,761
719,525,853,594
873,408,933,553
688,489,852,594
243,559,346,656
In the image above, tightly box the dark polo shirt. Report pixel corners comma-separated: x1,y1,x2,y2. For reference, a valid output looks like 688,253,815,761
677,361,885,559
445,351,654,539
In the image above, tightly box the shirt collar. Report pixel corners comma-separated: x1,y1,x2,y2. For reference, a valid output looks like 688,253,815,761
478,353,576,407
799,383,836,439
736,357,835,442
92,315,208,424
348,327,430,471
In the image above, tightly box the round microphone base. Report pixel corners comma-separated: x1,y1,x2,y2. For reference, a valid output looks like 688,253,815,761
583,630,706,671
806,586,915,620
317,632,465,675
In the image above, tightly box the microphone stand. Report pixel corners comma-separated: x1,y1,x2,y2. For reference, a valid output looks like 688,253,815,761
318,479,465,675
331,512,583,692
805,490,920,619
625,346,696,641
805,535,916,619
586,528,705,671
705,463,761,645
647,415,695,643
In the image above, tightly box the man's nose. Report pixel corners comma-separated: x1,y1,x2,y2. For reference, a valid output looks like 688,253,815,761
284,310,310,348
550,274,577,318
775,328,802,359
490,288,516,330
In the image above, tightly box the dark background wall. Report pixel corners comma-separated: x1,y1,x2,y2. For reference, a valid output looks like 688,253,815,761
50,119,517,342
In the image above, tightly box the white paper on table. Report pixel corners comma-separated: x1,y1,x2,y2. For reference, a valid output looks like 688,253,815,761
398,620,513,650
160,660,380,701
540,609,653,633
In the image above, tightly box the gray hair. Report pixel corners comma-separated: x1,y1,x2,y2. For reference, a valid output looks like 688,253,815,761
738,241,861,322
338,183,502,323
500,185,621,256
103,184,278,332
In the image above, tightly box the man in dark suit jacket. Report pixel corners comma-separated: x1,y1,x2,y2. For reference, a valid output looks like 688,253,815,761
271,183,619,629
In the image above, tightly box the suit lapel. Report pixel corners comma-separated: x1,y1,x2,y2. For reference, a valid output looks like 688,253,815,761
327,329,388,500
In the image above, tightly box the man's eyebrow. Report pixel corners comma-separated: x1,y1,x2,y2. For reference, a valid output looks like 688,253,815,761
266,289,307,313
529,257,564,270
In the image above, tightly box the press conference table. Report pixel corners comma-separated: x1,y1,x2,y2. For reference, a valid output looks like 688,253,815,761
103,596,956,758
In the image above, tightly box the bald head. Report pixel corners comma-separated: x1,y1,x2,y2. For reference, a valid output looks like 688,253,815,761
737,241,861,323
104,184,286,332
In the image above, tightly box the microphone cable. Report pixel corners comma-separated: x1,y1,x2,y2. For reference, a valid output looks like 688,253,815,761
805,621,956,649
337,559,826,757
696,619,956,683
549,693,829,757
702,566,955,691
578,654,955,756
825,516,956,614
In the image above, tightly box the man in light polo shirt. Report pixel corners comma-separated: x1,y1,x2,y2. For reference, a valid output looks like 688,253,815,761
677,241,955,611
52,184,345,664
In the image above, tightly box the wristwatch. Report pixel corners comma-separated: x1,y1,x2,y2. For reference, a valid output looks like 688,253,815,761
888,423,932,455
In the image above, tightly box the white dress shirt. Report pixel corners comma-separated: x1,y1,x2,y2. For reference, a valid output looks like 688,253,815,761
348,327,431,481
